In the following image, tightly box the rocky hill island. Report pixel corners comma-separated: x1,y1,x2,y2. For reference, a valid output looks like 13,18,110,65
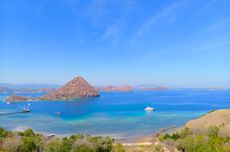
6,76,99,102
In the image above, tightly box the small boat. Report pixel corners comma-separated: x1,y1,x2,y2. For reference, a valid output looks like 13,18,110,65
6,102,10,104
47,134,55,138
144,106,155,111
55,112,62,115
22,107,30,113
22,109,30,113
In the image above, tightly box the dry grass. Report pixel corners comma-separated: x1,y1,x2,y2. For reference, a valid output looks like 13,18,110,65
124,144,156,152
185,109,230,136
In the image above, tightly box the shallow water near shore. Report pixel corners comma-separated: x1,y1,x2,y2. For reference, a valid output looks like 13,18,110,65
0,90,230,142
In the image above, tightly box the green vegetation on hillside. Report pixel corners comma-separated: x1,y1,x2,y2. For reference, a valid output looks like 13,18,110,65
159,126,230,152
1,126,230,152
0,127,125,152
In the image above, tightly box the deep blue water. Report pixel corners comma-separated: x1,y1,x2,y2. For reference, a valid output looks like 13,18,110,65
0,90,230,141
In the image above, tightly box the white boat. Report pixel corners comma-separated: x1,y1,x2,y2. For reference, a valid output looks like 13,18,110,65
47,134,55,138
55,112,62,115
22,105,30,113
22,108,30,113
144,106,155,111
6,102,10,104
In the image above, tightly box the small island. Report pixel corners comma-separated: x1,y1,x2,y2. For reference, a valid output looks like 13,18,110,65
6,94,33,102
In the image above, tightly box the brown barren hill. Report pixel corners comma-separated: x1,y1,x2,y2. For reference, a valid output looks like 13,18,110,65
185,109,230,136
41,76,99,100
6,94,32,102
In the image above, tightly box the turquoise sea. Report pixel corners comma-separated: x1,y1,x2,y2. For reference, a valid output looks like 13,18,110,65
0,90,230,142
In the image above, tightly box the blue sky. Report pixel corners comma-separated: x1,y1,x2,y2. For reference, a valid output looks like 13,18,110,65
1,0,230,87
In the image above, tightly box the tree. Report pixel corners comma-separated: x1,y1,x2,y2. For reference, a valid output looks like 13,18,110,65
19,137,38,152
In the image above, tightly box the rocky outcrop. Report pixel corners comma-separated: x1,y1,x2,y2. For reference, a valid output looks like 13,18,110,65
6,94,32,102
41,76,99,100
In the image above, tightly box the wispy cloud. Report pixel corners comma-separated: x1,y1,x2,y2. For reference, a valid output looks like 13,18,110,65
102,23,121,40
138,49,169,62
198,0,218,13
202,17,230,33
188,41,230,53
88,0,135,44
101,14,130,44
130,0,185,43
63,0,135,45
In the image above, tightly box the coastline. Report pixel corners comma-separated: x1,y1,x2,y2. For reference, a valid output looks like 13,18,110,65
123,109,230,152
130,109,230,143
11,123,180,144
131,125,178,143
2,109,229,152
2,89,230,150
8,110,218,143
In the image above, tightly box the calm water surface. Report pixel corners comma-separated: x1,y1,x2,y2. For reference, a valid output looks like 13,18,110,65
0,90,230,141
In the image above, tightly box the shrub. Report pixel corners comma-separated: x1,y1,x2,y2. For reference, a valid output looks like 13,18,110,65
160,133,180,141
60,137,72,152
19,137,38,152
23,129,36,137
153,144,164,152
0,127,5,135
0,136,22,152
174,126,230,152
208,126,219,139
96,137,114,152
70,134,84,141
162,134,171,140
44,139,63,152
114,143,125,152
71,144,93,152
179,127,192,139
208,110,216,114
0,127,124,152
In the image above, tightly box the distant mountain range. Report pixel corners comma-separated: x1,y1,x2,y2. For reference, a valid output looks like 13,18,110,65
0,83,61,89
0,82,227,94
96,85,133,92
0,86,14,94
95,85,168,92
1,83,168,94
0,83,60,94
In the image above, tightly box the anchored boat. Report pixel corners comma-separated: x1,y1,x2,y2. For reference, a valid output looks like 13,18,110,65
22,108,30,113
144,106,155,111
22,104,31,113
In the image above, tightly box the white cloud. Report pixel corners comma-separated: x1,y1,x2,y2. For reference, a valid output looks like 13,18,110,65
202,17,230,33
130,0,185,43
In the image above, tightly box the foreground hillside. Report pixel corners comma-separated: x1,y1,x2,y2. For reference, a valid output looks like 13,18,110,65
185,109,230,136
0,127,125,152
156,109,230,152
124,109,230,152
